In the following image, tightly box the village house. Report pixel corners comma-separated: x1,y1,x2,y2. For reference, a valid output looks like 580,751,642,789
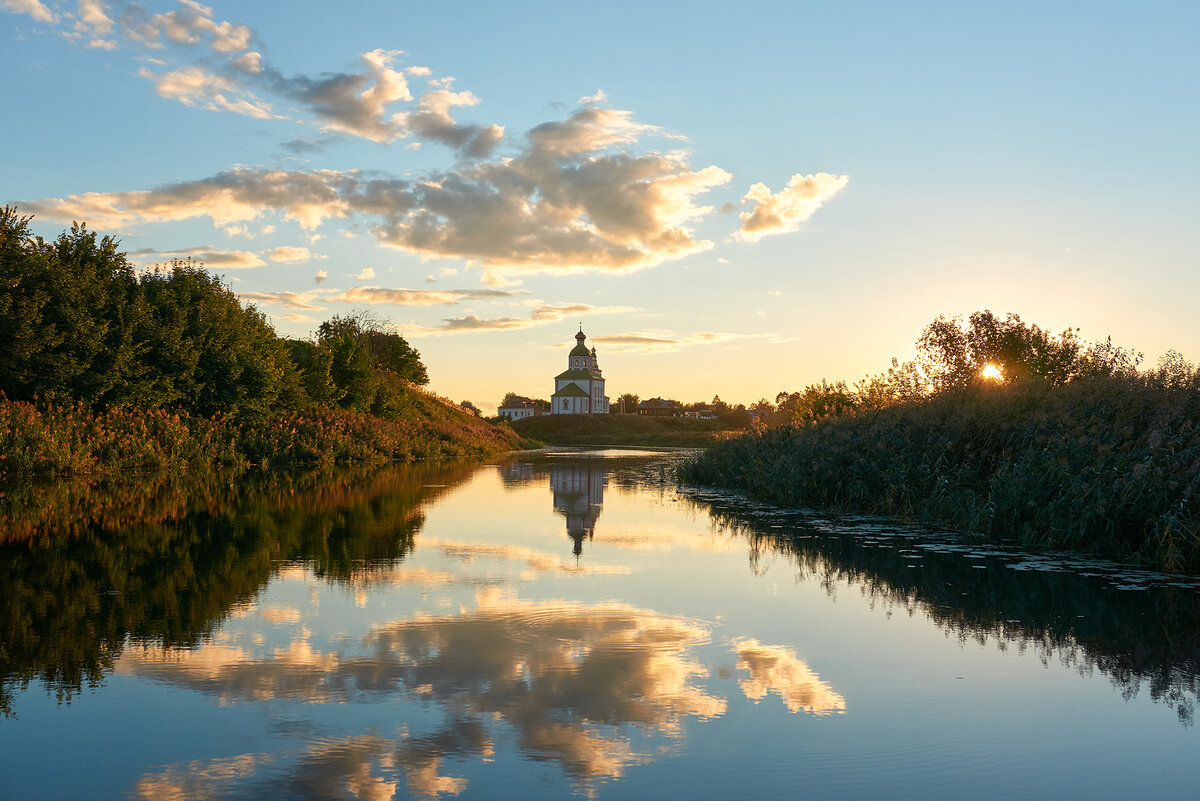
551,329,609,415
636,398,679,417
497,396,543,421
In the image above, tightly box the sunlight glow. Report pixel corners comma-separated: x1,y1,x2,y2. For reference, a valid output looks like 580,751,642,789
981,364,1004,381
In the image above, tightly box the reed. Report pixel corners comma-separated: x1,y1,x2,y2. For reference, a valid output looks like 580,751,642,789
0,386,520,481
682,373,1200,571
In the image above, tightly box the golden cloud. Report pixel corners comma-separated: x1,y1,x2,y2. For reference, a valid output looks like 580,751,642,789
736,172,850,241
733,638,846,715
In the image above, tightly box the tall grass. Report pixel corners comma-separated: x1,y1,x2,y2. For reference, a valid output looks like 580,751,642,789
512,413,732,447
0,385,520,481
682,374,1200,571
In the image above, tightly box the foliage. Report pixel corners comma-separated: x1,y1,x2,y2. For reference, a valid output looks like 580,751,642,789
616,392,640,413
0,462,478,717
0,384,519,480
0,208,144,407
137,260,294,418
692,494,1200,724
0,211,522,478
315,311,429,416
684,371,1200,572
684,309,1200,570
916,310,1141,389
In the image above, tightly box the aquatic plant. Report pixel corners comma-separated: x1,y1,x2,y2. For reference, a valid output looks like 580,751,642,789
684,372,1200,571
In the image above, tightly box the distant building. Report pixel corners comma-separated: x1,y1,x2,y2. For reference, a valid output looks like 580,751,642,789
636,398,679,417
551,329,609,415
498,396,543,421
684,406,717,420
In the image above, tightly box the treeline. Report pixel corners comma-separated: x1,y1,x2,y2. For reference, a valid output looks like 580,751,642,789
683,311,1200,571
0,208,517,475
744,311,1152,426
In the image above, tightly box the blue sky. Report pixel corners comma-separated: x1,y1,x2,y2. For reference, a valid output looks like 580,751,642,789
4,1,1198,411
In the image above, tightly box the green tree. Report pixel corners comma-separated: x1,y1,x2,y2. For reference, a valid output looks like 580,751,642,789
368,329,429,386
139,260,291,418
917,310,1094,389
282,339,343,407
316,313,380,412
0,209,145,406
617,392,640,413
315,311,430,417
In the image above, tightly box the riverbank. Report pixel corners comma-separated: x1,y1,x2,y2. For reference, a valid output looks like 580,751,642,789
681,375,1200,571
511,413,743,447
0,389,523,480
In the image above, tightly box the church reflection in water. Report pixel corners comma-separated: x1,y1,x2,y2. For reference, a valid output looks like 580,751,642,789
550,461,607,555
500,458,610,556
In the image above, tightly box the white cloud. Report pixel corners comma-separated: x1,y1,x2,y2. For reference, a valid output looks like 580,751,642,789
334,287,487,305
283,48,414,143
314,270,328,284
328,286,522,306
128,245,265,268
1,0,58,24
591,329,777,353
120,0,252,54
736,173,849,241
238,290,323,311
24,167,354,229
231,50,261,73
401,302,637,336
22,98,844,276
69,0,114,47
138,65,280,119
354,267,375,280
266,245,321,263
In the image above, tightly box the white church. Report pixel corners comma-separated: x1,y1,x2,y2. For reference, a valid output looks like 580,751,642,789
551,329,609,415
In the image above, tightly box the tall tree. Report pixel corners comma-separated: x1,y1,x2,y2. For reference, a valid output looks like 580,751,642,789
0,209,146,406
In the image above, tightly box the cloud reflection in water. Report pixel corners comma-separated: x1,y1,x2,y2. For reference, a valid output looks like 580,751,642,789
121,586,841,797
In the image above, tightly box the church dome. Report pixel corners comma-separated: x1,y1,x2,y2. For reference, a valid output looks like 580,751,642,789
569,329,591,356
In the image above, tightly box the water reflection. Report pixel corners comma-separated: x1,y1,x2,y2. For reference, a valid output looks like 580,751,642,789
733,638,846,716
550,461,607,556
0,463,477,717
6,451,1200,800
116,586,833,797
503,455,610,555
683,489,1200,725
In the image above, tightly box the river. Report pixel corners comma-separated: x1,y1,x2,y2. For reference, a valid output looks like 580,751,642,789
2,449,1198,799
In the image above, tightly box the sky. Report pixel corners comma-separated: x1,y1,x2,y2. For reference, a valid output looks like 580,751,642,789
3,1,1198,413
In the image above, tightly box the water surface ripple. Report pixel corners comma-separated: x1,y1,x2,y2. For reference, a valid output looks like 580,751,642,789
1,450,1197,799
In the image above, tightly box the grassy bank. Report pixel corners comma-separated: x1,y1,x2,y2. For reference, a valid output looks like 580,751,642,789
0,388,521,480
511,414,739,447
682,375,1200,571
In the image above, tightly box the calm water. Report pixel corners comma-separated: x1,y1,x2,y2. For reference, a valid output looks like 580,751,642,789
2,449,1199,800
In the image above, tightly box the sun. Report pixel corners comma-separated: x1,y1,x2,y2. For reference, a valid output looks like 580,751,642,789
981,364,1004,381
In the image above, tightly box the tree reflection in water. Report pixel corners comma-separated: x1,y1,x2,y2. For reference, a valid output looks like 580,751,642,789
0,463,477,717
5,451,1199,799
682,488,1200,726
